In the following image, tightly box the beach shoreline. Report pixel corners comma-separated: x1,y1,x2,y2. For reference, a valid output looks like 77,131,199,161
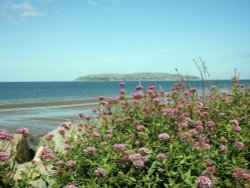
0,98,98,109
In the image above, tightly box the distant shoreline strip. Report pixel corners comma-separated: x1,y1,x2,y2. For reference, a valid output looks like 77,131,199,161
0,99,98,109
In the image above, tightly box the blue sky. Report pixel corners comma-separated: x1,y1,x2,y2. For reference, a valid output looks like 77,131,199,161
0,0,250,81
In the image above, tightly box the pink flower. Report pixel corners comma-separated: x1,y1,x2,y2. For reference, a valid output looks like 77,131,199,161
98,96,105,101
244,184,250,188
129,154,142,161
202,112,209,117
101,141,107,146
220,145,227,151
119,89,126,95
235,141,244,149
178,132,192,138
202,143,211,150
243,173,250,180
95,168,106,177
46,134,54,140
157,167,165,173
134,159,144,168
229,119,242,132
207,120,215,127
156,153,167,160
78,113,84,118
91,132,100,138
158,133,170,141
58,129,65,136
84,147,96,154
203,166,216,176
119,82,125,87
0,130,13,140
61,123,70,130
136,84,143,91
0,152,10,161
115,118,122,123
17,127,29,137
40,146,54,161
134,140,140,146
66,160,76,167
124,150,133,155
210,85,217,90
153,98,160,104
112,144,127,151
136,125,145,131
205,158,212,166
233,125,242,132
232,168,246,179
139,147,150,155
104,134,112,139
189,129,197,136
189,88,198,93
148,85,156,90
196,176,212,187
55,160,64,166
229,119,239,127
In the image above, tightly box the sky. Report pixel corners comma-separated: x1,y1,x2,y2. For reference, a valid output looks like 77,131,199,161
0,0,250,81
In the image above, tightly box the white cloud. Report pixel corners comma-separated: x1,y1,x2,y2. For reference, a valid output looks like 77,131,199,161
1,1,45,22
6,1,34,11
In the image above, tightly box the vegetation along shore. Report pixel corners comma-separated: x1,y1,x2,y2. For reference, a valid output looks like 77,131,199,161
0,78,249,187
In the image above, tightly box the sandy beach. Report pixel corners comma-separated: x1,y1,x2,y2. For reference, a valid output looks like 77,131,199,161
0,99,98,109
0,98,98,139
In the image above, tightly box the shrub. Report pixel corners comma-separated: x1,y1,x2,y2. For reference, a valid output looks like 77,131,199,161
1,80,250,187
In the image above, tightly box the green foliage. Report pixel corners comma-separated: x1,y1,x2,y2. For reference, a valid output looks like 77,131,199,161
1,79,250,187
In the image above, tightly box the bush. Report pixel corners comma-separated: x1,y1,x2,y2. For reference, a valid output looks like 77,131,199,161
2,80,250,187
42,81,250,187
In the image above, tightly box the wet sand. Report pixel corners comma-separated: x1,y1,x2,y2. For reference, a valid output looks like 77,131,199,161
0,99,98,109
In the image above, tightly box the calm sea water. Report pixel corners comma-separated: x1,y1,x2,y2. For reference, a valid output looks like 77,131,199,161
0,80,249,137
1,80,250,104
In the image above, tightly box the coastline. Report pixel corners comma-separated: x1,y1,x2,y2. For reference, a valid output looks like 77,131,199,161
0,99,98,139
0,99,98,109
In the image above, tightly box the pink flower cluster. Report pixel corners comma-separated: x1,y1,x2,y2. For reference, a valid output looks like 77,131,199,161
66,160,76,167
128,154,141,161
112,144,127,151
139,147,150,155
136,125,145,131
40,146,54,161
119,82,125,87
16,127,29,137
156,153,167,160
235,141,244,149
220,145,227,151
158,133,170,141
119,89,126,95
206,120,215,127
0,152,10,161
128,153,146,168
136,84,143,91
46,134,54,140
196,176,212,187
95,167,106,177
229,119,242,132
84,147,96,154
0,130,13,140
232,168,250,180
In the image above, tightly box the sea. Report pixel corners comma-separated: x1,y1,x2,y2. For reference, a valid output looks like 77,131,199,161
0,80,249,139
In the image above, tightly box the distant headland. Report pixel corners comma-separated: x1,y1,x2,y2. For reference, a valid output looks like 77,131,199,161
74,73,200,81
